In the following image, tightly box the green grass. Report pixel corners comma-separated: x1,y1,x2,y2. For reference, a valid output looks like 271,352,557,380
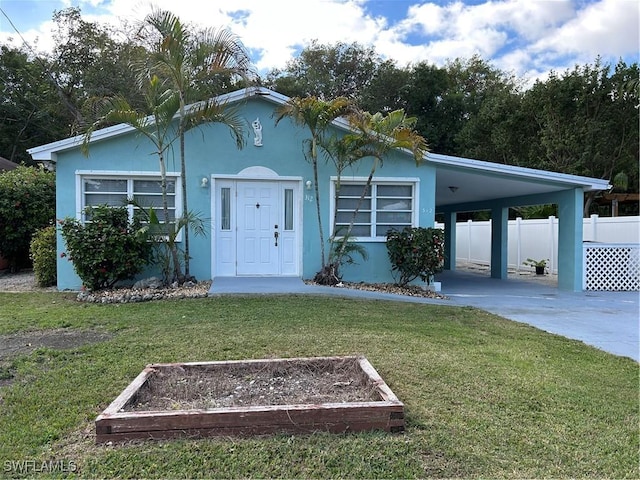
0,292,637,478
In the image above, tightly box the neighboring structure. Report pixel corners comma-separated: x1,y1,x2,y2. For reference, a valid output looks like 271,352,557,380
27,87,610,291
0,156,19,172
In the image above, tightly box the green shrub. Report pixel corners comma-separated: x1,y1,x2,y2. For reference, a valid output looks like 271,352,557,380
29,224,57,287
0,165,55,271
59,205,152,290
386,227,445,287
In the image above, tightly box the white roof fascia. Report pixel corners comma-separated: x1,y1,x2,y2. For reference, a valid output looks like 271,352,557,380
427,152,611,192
27,87,284,162
27,122,137,161
30,85,606,194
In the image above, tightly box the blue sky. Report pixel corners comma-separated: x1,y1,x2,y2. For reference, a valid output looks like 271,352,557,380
0,0,638,85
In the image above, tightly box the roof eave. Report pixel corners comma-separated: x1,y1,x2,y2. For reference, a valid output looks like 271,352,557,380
427,152,611,192
26,87,293,162
27,123,138,162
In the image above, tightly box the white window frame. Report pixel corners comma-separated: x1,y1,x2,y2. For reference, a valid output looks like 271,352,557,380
75,170,183,240
329,176,419,242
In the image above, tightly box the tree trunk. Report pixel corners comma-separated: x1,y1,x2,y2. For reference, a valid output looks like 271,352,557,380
180,124,189,278
159,153,183,284
311,137,326,267
335,158,379,263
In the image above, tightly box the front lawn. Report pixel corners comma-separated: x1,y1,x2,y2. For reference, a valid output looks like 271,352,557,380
0,292,637,478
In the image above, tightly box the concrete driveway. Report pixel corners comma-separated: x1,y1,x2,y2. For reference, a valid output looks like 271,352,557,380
210,271,639,362
436,269,639,362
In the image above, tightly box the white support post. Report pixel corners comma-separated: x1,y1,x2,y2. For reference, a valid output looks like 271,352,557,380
548,215,556,273
467,219,472,262
516,217,522,272
590,214,598,242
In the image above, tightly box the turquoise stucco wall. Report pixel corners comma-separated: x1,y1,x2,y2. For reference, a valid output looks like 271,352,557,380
338,161,436,283
55,129,171,290
53,97,434,289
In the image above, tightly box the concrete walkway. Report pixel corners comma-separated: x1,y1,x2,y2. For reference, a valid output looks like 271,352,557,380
209,273,639,362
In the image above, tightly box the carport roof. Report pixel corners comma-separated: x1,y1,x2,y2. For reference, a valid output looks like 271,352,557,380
430,152,610,208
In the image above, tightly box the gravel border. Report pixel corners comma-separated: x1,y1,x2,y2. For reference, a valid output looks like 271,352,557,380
0,270,211,302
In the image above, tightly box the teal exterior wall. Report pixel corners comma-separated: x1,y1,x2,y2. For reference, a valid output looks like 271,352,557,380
53,96,433,290
339,160,436,283
55,128,168,290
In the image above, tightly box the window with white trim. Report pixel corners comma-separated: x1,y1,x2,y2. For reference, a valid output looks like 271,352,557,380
333,182,415,240
80,174,180,235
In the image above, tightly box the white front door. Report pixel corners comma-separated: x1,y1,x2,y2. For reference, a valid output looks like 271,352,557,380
237,181,279,275
215,179,300,276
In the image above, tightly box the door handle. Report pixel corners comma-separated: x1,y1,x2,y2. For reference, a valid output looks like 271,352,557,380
274,230,279,247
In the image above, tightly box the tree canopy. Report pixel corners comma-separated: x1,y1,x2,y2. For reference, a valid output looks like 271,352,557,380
1,9,637,215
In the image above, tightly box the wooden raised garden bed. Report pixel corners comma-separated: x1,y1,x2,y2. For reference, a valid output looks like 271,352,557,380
95,355,404,443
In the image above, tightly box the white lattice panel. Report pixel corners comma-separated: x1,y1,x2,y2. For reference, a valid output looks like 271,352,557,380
583,244,640,291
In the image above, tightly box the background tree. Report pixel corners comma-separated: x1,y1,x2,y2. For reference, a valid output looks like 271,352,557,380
520,59,639,215
48,7,147,133
359,60,410,114
0,7,147,163
401,62,454,154
0,46,68,164
454,73,526,164
265,41,384,101
0,165,55,271
1,10,637,218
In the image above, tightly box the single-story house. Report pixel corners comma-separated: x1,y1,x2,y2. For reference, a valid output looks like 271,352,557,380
28,87,610,292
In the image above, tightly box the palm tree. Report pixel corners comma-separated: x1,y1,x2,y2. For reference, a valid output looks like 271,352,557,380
82,72,238,284
326,109,428,280
82,75,185,282
314,131,372,284
274,96,354,268
137,8,255,277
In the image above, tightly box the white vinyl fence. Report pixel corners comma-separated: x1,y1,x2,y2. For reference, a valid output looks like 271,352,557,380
435,215,640,291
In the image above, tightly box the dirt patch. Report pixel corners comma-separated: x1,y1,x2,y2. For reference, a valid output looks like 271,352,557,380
0,329,113,361
126,357,379,411
0,329,113,387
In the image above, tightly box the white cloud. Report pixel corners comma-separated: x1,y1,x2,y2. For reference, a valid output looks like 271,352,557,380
0,0,637,84
530,0,639,60
93,0,388,72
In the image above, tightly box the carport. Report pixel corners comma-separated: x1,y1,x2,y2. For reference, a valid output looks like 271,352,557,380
430,152,611,291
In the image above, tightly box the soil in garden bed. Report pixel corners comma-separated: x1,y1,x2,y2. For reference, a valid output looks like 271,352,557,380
125,357,381,411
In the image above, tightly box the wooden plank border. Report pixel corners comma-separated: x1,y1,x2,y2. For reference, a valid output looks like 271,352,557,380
95,356,404,443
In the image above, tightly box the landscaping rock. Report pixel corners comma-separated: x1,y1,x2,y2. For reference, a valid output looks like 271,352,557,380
133,277,163,290
76,281,211,304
